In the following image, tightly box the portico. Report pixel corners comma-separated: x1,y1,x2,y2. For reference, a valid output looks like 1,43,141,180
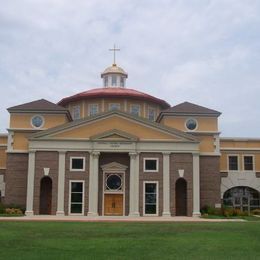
24,111,201,217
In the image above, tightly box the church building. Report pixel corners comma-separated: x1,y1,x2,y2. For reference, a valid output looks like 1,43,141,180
0,57,260,217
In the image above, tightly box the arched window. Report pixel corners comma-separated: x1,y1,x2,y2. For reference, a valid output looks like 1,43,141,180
223,186,260,212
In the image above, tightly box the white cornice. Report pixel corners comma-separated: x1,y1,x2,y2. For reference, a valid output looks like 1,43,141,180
7,128,45,132
221,148,260,151
6,150,28,154
221,137,260,142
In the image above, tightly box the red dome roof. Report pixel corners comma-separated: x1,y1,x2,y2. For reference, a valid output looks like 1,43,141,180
58,88,170,108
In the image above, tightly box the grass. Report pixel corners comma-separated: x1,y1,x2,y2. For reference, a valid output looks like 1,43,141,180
201,214,260,221
0,221,260,259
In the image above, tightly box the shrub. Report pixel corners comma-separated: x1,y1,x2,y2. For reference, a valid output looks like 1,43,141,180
4,204,25,214
0,203,5,214
252,209,260,215
201,205,222,216
5,208,23,215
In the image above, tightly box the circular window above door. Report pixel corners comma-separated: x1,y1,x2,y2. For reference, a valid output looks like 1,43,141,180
106,174,122,191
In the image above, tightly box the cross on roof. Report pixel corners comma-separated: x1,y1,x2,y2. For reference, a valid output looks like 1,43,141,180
109,44,120,65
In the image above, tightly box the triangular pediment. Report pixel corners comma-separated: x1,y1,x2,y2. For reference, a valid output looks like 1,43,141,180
30,111,198,142
101,162,128,171
90,129,138,141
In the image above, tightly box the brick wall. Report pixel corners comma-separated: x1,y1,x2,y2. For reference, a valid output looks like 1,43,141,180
170,153,193,216
64,152,89,215
5,153,28,207
139,152,163,216
0,169,6,203
200,156,221,208
33,151,58,215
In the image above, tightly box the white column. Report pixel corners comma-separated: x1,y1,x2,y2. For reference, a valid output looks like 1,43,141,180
88,151,100,216
162,152,171,217
56,151,66,216
25,151,36,216
129,152,140,217
192,153,201,217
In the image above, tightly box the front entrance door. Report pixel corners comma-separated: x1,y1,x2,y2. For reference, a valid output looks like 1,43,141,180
104,194,123,216
39,177,52,214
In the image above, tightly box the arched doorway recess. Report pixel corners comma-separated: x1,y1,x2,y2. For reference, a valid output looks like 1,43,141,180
175,178,187,216
39,177,52,215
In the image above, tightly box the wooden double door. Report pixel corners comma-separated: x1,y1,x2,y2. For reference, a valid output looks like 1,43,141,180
104,194,124,216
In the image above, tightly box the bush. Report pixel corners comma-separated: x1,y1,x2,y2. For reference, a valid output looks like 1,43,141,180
3,204,25,214
0,203,5,214
201,205,222,216
252,209,260,215
5,208,23,215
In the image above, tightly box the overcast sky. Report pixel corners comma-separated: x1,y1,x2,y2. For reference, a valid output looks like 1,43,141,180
0,0,260,137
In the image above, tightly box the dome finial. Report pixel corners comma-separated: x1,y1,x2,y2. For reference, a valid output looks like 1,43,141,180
109,44,120,65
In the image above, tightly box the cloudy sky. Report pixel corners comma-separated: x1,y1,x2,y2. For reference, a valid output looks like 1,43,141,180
0,0,260,137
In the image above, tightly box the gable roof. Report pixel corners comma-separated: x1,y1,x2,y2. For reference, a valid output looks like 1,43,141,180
8,99,69,112
157,102,221,121
30,110,198,142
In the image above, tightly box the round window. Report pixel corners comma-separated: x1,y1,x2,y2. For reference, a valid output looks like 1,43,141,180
186,118,197,131
31,115,44,128
106,174,122,191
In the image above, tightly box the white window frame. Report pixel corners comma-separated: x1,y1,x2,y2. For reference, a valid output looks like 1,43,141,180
242,154,255,172
143,181,159,216
227,154,239,172
109,103,120,111
72,105,81,120
130,104,141,116
69,180,85,216
70,157,86,172
143,158,159,172
147,107,156,121
88,103,99,116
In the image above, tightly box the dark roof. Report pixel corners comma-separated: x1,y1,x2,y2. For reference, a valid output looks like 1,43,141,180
160,102,221,116
58,88,170,109
8,99,69,112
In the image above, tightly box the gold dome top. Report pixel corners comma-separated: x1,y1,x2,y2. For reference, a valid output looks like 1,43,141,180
101,64,128,78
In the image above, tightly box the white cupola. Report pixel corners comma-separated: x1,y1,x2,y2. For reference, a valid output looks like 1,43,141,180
101,63,128,88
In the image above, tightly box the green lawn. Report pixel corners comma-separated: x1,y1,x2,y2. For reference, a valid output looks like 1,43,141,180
0,221,260,259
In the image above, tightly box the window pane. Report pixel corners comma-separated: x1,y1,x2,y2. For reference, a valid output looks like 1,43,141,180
71,182,83,192
104,77,108,87
145,194,156,204
229,156,238,170
145,183,156,193
145,204,156,214
72,106,80,120
71,193,83,203
120,77,124,87
130,105,140,116
112,75,117,86
109,103,120,111
148,108,155,121
89,104,99,116
72,158,84,170
244,156,253,170
71,203,83,214
145,160,157,171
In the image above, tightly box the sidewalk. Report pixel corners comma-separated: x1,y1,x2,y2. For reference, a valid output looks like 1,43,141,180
0,215,245,222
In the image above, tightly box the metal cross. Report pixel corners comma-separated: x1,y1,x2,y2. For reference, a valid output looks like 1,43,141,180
109,44,120,65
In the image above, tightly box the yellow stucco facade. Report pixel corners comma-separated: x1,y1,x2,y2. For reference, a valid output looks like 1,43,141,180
52,115,181,140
